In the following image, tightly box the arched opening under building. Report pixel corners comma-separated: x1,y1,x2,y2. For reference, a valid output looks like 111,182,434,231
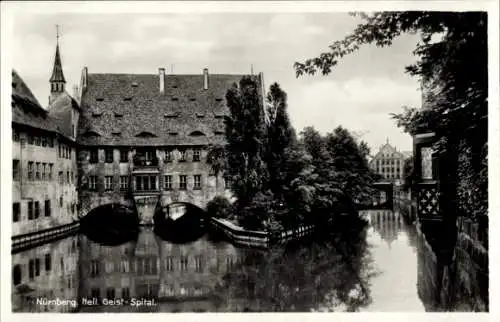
80,203,140,245
154,202,207,243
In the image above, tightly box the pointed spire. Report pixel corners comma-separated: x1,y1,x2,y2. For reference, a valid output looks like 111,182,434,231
50,25,66,84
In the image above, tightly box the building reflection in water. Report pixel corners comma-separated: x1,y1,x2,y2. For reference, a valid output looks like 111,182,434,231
12,236,80,312
78,227,241,312
367,210,403,248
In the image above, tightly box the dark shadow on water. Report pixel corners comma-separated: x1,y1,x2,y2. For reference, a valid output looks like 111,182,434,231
154,203,207,244
80,203,140,246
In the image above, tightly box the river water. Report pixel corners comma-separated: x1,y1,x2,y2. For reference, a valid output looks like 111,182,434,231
11,208,427,312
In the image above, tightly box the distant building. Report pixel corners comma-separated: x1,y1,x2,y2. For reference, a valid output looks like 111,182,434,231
370,139,411,182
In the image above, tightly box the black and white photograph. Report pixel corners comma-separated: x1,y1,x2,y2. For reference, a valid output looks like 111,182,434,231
1,0,497,318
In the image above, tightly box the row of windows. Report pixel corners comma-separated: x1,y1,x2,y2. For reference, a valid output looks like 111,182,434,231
58,144,73,159
12,131,55,148
376,167,401,173
87,148,202,164
84,174,230,191
12,200,51,222
13,198,75,223
91,287,130,300
12,254,52,285
13,160,56,181
375,159,402,166
87,255,235,277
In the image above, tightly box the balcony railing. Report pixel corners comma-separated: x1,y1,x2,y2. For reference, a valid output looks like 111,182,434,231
133,156,159,167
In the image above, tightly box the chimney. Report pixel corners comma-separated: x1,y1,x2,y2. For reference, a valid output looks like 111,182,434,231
203,68,208,90
81,66,88,91
159,68,165,93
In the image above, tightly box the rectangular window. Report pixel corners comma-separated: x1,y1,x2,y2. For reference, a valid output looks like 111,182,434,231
120,176,128,191
90,260,99,277
105,176,113,191
59,171,64,184
91,288,100,299
119,149,128,163
122,288,130,299
105,149,114,163
89,149,98,164
135,175,157,192
13,202,20,222
45,200,51,217
59,196,63,207
89,176,98,191
28,201,33,220
180,256,188,271
28,134,34,145
28,161,34,180
179,175,187,190
179,149,186,162
34,136,40,146
48,164,53,180
41,163,46,180
13,159,20,180
164,175,172,190
195,255,204,272
41,137,47,147
35,258,40,276
164,149,173,162
166,256,174,271
193,149,201,162
48,137,54,148
66,171,70,184
45,254,51,272
29,259,35,279
194,175,202,190
35,162,40,180
34,201,40,218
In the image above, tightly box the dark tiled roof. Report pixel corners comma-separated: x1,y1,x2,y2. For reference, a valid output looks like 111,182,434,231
78,72,262,146
12,70,58,133
49,44,66,83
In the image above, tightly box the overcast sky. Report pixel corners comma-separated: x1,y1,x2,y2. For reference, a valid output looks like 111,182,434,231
12,12,422,153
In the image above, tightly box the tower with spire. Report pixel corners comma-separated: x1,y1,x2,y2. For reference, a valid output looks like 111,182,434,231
49,25,66,105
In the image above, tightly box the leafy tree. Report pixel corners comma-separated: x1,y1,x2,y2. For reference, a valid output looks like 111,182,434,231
225,76,268,217
265,83,297,201
206,196,233,220
206,144,227,191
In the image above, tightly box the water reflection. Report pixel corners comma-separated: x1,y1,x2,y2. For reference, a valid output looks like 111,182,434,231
12,236,80,312
13,206,445,313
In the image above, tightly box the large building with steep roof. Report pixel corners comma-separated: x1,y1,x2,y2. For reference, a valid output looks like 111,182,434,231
76,66,265,224
11,60,79,241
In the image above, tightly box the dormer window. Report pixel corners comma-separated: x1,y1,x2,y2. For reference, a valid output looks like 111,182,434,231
92,112,102,118
171,97,179,101
189,98,196,101
96,98,104,102
196,113,205,118
131,82,138,87
135,132,157,138
123,97,132,101
164,112,180,118
112,131,121,136
114,112,123,118
215,98,223,102
169,132,179,136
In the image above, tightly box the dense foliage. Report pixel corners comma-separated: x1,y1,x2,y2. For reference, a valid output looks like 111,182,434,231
294,12,488,220
206,196,233,220
224,76,269,214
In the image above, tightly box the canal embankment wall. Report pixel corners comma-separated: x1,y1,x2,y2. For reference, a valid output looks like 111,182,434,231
416,216,488,311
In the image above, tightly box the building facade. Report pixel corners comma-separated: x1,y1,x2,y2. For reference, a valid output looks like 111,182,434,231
76,66,265,224
12,52,79,239
370,139,411,182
